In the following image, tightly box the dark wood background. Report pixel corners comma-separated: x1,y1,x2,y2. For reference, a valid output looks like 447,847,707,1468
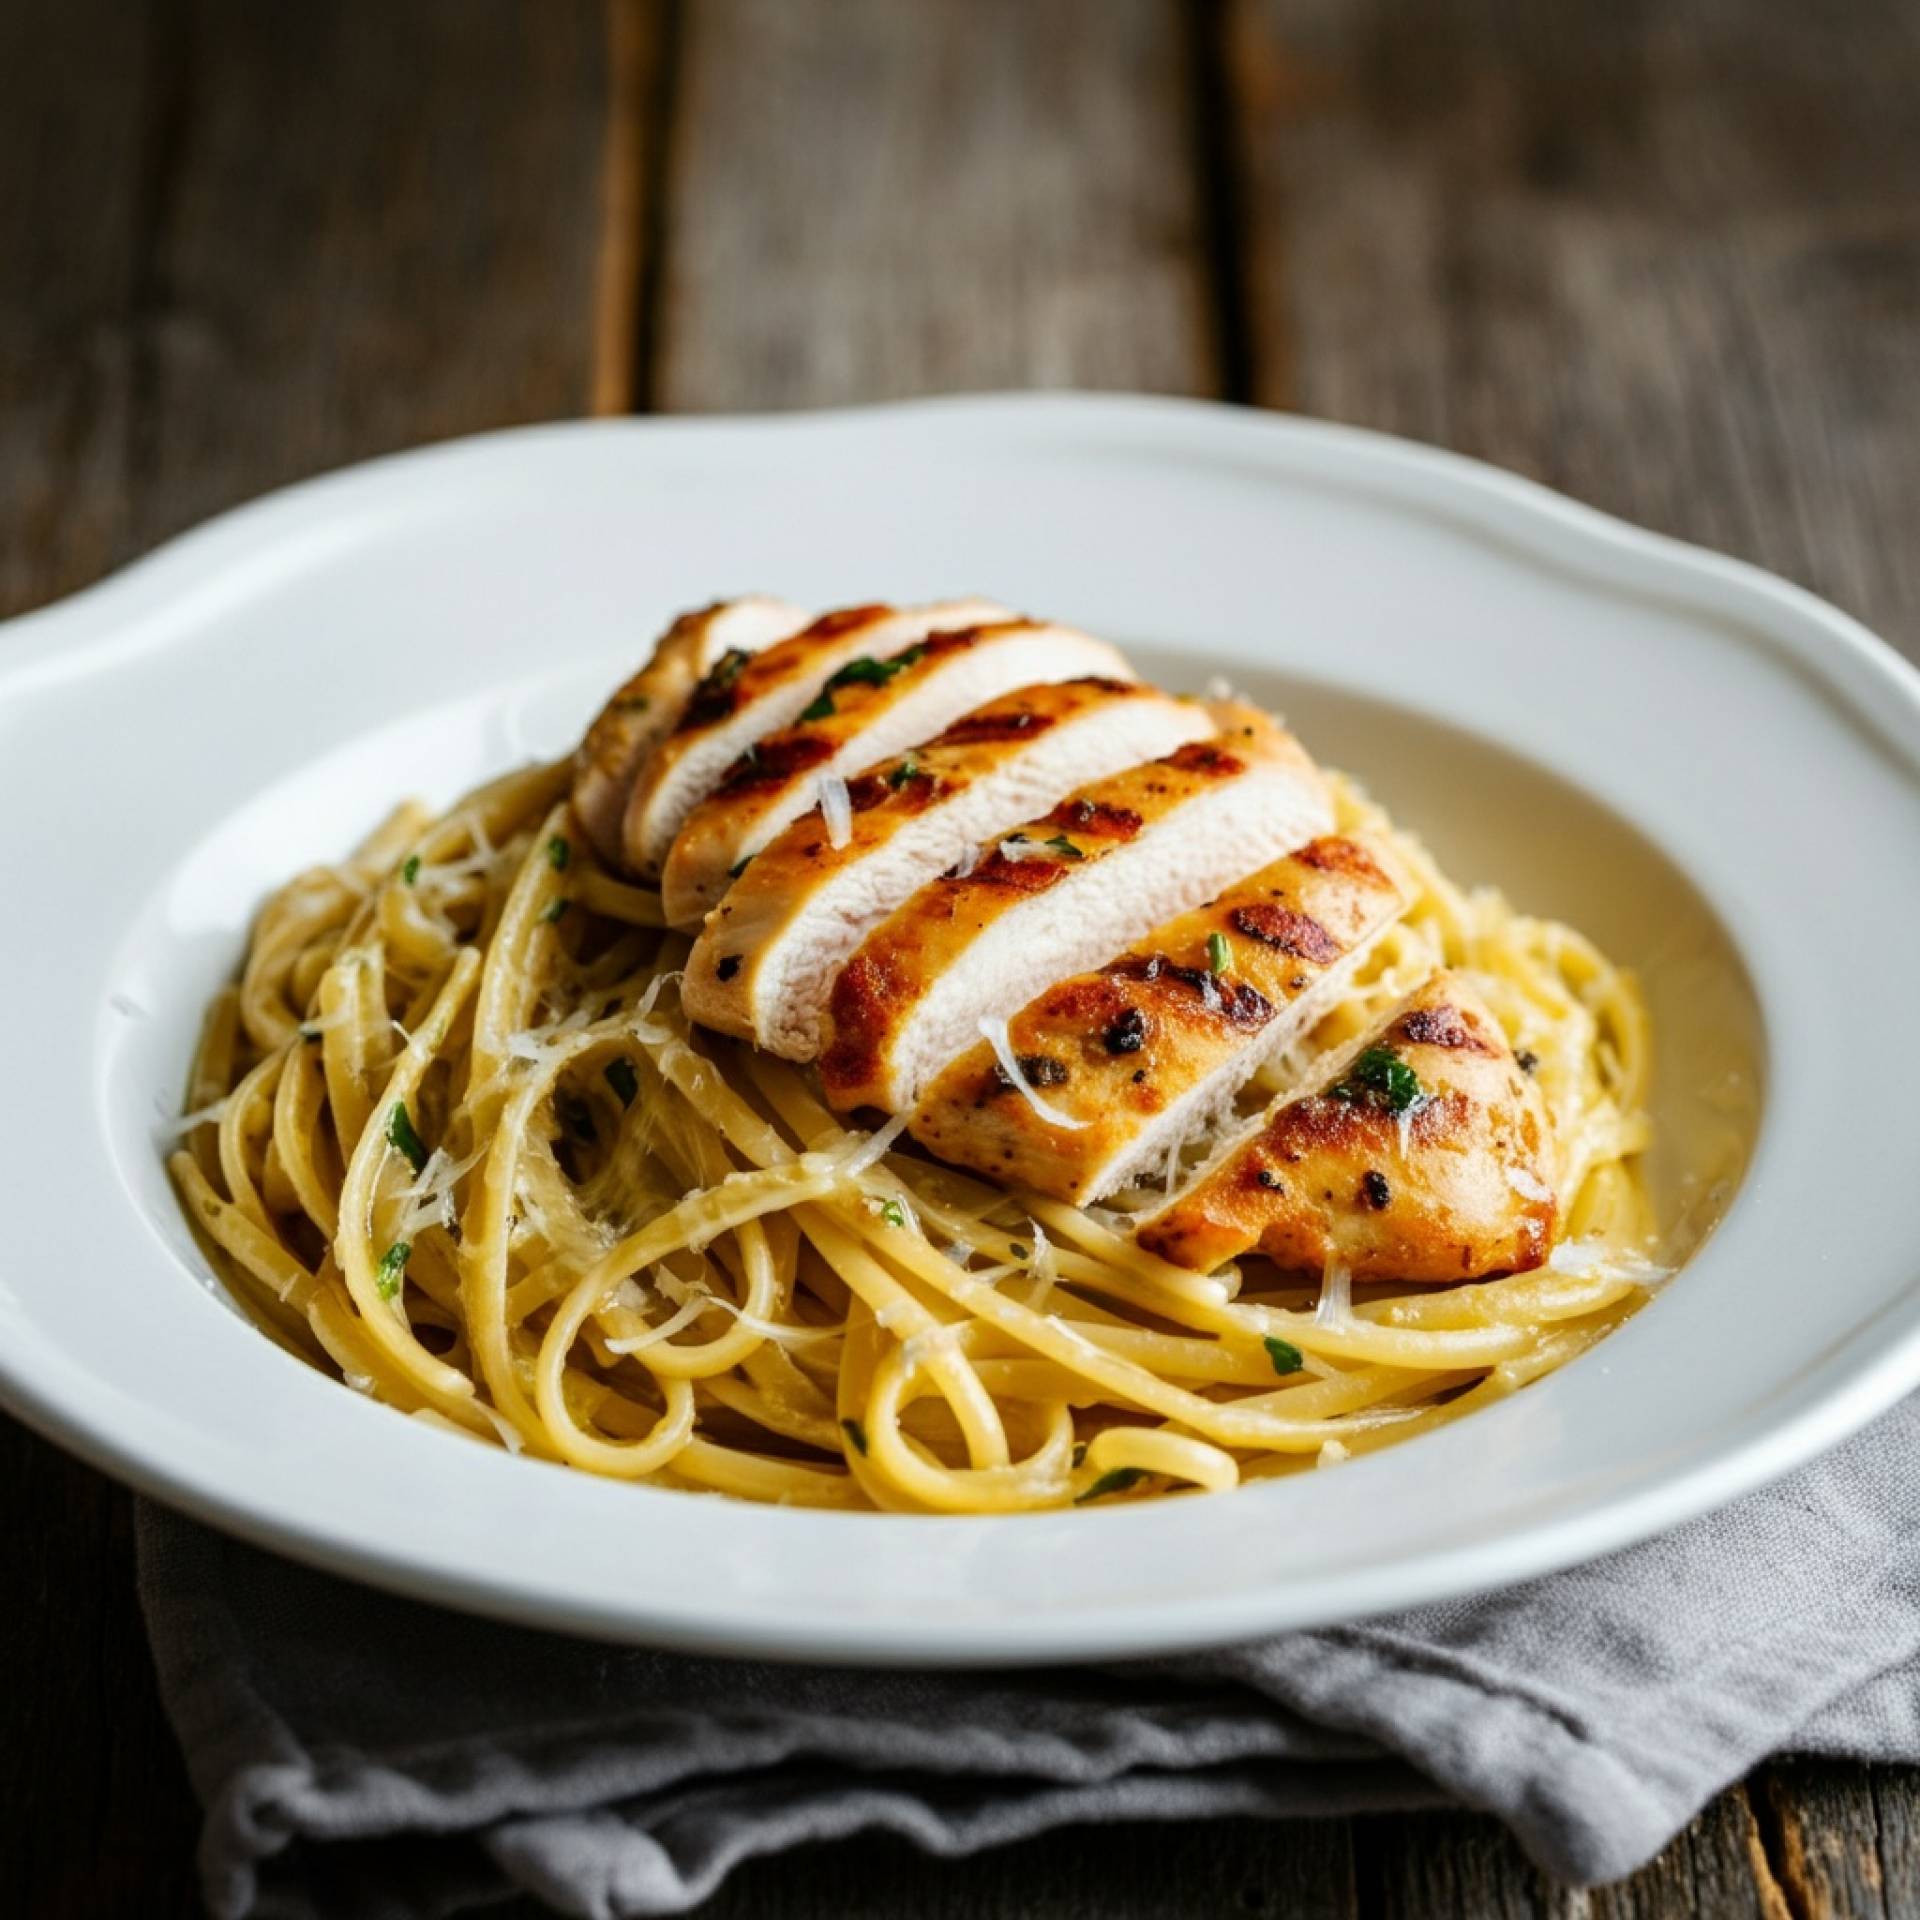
4,2,1916,1914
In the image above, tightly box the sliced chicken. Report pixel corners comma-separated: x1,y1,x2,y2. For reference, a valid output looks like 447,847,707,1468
571,596,809,868
1135,970,1557,1280
661,621,1135,929
818,707,1334,1115
908,835,1413,1203
682,680,1212,1057
621,598,1009,880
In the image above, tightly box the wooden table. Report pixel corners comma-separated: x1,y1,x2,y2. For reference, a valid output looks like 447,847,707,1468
5,3,1916,1913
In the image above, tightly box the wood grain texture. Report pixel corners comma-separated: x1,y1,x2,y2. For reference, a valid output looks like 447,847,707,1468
120,0,615,557
1224,0,1920,660
0,0,152,612
1759,1760,1920,1918
0,4,635,1915
655,0,1218,408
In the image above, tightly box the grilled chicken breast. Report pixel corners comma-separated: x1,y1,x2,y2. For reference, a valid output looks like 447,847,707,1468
909,835,1412,1203
621,598,1008,879
681,680,1212,1057
660,621,1134,929
571,596,809,868
1135,971,1556,1280
818,707,1334,1115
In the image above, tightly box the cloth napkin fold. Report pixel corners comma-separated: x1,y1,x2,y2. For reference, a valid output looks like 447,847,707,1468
138,1395,1920,1920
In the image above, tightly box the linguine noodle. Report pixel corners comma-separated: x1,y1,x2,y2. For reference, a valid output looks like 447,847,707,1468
169,757,1658,1511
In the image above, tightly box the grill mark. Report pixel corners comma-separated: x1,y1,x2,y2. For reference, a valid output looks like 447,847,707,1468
1106,953,1272,1028
1229,902,1343,962
960,853,1072,896
803,603,893,640
1044,798,1143,840
1160,740,1246,780
1292,836,1391,884
1400,1004,1498,1053
935,706,1052,746
714,733,834,797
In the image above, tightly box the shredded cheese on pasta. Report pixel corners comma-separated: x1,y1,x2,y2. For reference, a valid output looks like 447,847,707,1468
167,757,1663,1511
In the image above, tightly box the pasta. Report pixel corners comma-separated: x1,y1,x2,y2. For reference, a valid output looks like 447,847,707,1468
168,757,1660,1511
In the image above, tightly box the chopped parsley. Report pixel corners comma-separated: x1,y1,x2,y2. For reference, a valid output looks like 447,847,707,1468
1009,1242,1030,1260
539,896,570,925
1515,1048,1540,1075
400,854,421,886
800,691,836,723
1044,834,1084,860
546,835,571,872
386,1101,429,1174
1071,1441,1088,1468
374,1241,411,1301
1076,1467,1147,1504
887,755,920,789
1329,1044,1423,1115
1207,931,1230,975
840,1417,869,1457
707,648,750,693
828,647,924,693
604,1058,640,1108
1263,1336,1305,1377
879,1198,908,1230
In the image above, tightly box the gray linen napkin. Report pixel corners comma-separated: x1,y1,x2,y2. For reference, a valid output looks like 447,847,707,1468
138,1395,1920,1920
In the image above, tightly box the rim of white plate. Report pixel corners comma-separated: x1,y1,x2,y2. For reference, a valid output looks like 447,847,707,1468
0,392,1915,1666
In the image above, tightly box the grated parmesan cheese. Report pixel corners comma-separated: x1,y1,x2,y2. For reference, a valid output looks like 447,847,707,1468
977,1017,1088,1131
1314,1257,1354,1330
816,772,852,849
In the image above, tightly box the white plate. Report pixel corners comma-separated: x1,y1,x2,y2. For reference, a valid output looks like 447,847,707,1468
3,395,1917,1666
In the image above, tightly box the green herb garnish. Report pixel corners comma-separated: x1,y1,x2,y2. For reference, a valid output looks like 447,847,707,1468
827,647,924,694
1045,834,1084,860
546,835,571,872
841,1417,869,1457
1329,1044,1423,1115
400,854,421,886
539,896,569,925
374,1241,411,1301
1207,931,1230,974
1009,1242,1030,1260
1071,1441,1088,1468
800,691,835,723
887,756,920,789
386,1102,428,1174
604,1058,639,1108
1076,1467,1147,1504
880,1198,908,1229
1263,1337,1305,1377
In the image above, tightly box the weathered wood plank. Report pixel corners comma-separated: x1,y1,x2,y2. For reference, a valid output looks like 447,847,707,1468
1352,1784,1791,1920
1868,1766,1920,1912
0,4,640,1915
0,0,151,613
1755,1757,1920,1918
655,0,1218,408
1224,0,1920,658
122,0,619,556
